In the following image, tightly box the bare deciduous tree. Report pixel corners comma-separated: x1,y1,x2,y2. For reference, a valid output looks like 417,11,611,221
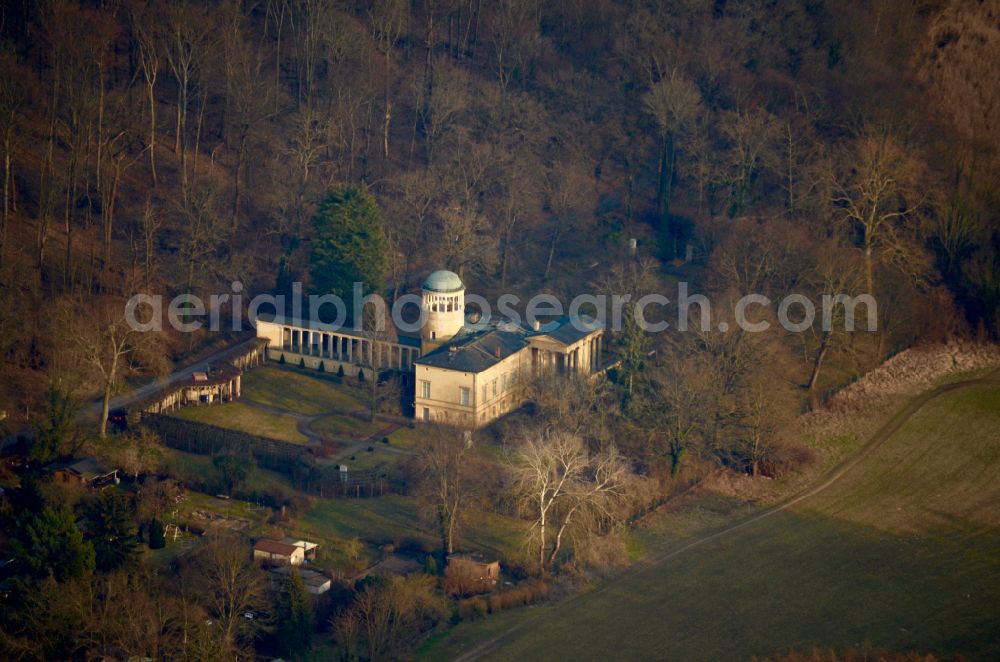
720,105,779,218
643,67,702,221
335,574,444,662
412,425,476,555
189,535,264,654
832,128,923,294
801,242,867,409
71,296,166,438
510,430,626,568
0,51,26,266
132,2,161,188
159,1,212,199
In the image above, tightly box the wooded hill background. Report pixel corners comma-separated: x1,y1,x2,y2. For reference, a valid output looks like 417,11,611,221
0,0,997,419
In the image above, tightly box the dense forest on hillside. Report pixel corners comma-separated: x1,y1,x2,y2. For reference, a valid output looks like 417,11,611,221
0,2,999,660
0,0,997,419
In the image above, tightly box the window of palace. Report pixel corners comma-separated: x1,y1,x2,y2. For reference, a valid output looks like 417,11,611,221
420,380,430,399
460,387,471,406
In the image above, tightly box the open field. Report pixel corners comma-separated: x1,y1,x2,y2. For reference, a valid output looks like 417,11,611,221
422,383,1000,661
169,401,310,444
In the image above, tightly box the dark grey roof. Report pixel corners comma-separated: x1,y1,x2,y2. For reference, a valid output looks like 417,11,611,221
530,315,603,345
62,457,115,480
416,327,528,373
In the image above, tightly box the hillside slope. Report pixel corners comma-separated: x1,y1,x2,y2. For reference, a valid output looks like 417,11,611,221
427,378,1000,661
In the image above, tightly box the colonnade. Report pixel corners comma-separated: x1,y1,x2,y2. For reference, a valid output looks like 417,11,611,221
531,333,604,375
280,327,418,371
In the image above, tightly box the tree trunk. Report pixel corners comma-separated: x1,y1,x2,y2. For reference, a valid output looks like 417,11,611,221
230,129,247,247
1,138,10,265
543,219,563,281
63,148,78,287
548,503,580,567
174,86,182,154
148,77,157,187
664,130,675,220
99,379,112,439
37,57,60,277
863,242,874,294
538,499,546,567
447,504,458,555
655,133,668,219
807,335,830,410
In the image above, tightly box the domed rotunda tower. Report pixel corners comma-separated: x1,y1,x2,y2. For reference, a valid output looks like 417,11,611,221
421,270,465,351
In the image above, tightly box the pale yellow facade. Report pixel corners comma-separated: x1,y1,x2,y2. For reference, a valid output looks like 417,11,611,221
414,349,529,427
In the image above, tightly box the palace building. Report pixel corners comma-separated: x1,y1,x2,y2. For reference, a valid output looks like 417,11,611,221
254,270,605,428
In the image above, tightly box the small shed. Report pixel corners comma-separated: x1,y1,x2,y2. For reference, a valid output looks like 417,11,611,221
253,539,304,566
270,566,332,595
447,553,501,585
53,458,118,488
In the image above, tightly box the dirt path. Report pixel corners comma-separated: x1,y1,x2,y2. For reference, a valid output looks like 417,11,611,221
451,368,1000,662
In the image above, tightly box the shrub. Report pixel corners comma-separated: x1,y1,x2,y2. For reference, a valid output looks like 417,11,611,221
278,353,285,364
148,519,166,549
337,365,345,378
318,361,325,372
357,368,365,382
381,437,390,444
760,443,819,478
457,597,487,621
484,579,550,614
424,554,438,575
299,357,306,368
453,580,556,619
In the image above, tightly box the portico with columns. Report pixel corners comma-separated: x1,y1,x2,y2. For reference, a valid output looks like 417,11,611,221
255,316,421,376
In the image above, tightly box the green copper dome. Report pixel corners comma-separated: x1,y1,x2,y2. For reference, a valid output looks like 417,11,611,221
423,270,464,293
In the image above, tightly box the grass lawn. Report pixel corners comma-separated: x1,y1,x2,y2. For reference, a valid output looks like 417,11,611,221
166,448,299,494
298,495,432,548
242,365,364,414
386,425,425,450
336,445,404,471
170,401,309,444
311,413,384,440
422,385,1000,661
